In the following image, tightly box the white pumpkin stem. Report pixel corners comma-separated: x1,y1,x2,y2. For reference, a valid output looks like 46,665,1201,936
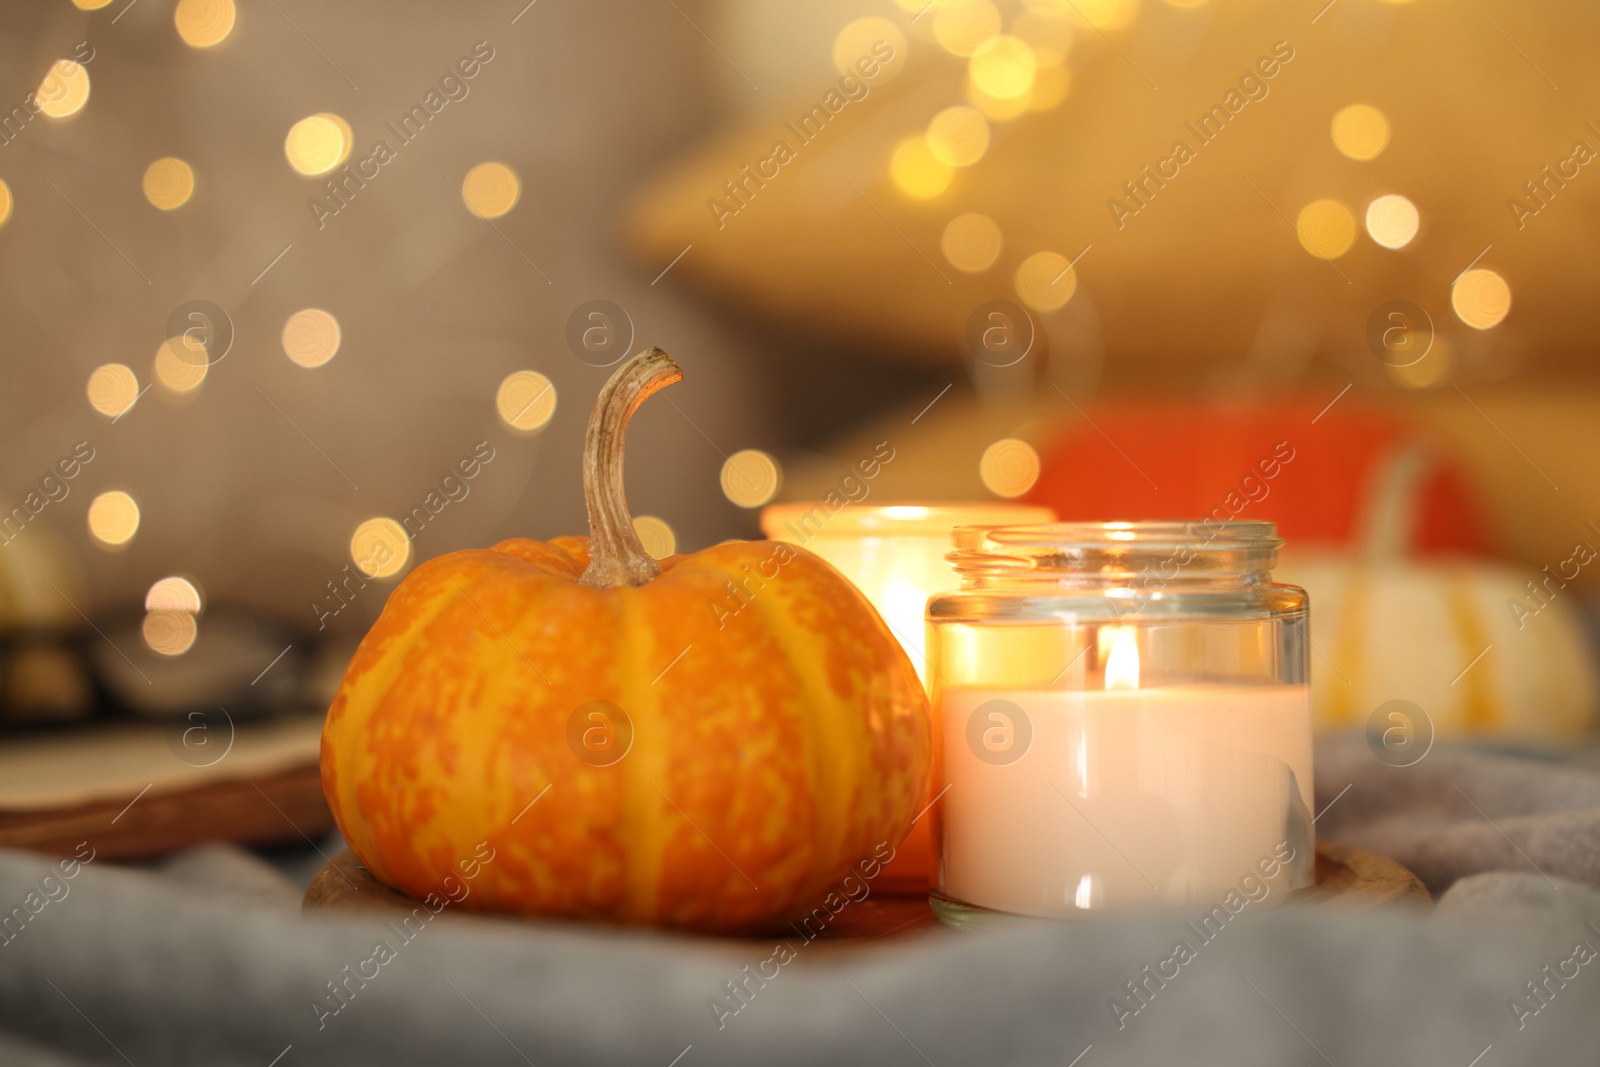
1355,442,1430,564
579,348,683,589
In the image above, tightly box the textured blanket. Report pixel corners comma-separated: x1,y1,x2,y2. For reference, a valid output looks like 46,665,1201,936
2,736,1598,1066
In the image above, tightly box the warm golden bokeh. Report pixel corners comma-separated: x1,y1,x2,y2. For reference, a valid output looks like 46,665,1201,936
0,179,11,228
1295,199,1357,259
154,338,208,394
890,135,954,200
966,78,1032,121
37,61,90,120
934,1,1002,57
285,113,352,176
969,36,1036,100
1014,250,1078,311
146,576,204,613
833,17,906,77
720,449,781,508
461,162,522,219
143,157,196,210
496,370,557,433
1387,334,1452,389
72,0,114,9
87,363,141,418
926,106,991,168
351,518,411,579
143,611,199,656
87,491,140,548
1331,104,1391,161
633,516,677,559
1069,0,1141,31
1365,194,1419,249
282,309,343,368
175,0,237,49
979,438,1041,497
941,213,1004,272
1452,269,1512,330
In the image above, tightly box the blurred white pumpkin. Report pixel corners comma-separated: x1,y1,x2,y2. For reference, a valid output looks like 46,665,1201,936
1277,445,1598,742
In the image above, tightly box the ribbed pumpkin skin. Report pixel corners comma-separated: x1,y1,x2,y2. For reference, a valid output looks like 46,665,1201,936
321,534,930,933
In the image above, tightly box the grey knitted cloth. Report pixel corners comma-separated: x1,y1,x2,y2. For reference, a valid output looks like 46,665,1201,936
2,737,1598,1066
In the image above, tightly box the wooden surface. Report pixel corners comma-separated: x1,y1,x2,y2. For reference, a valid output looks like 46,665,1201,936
0,764,332,860
304,840,1430,941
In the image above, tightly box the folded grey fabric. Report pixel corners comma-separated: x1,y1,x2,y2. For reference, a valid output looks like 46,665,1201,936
3,737,1600,1066
1314,734,1600,893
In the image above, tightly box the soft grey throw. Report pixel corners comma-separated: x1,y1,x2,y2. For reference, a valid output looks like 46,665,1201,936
2,736,1599,1065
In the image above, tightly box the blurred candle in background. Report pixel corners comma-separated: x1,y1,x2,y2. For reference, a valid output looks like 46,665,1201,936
760,502,1055,890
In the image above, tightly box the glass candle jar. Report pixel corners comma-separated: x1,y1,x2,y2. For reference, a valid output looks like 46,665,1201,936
927,521,1313,921
759,504,1057,683
760,503,1055,891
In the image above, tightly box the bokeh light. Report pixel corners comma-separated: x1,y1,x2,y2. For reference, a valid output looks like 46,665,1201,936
351,518,411,579
1295,199,1356,259
890,135,954,199
285,113,352,176
1452,269,1512,330
967,78,1032,121
87,363,141,418
144,579,203,614
143,158,196,210
282,309,342,367
633,516,677,559
927,106,991,168
143,611,199,656
461,162,522,219
1387,334,1453,389
980,438,1041,498
496,370,557,433
37,61,90,120
833,17,906,78
969,37,1036,100
175,0,237,49
934,1,1002,57
1014,250,1078,311
1365,194,1419,249
87,491,140,548
1068,0,1140,31
154,338,208,394
941,213,1003,272
720,450,781,508
146,576,204,613
0,180,11,228
1331,104,1390,161
72,0,113,8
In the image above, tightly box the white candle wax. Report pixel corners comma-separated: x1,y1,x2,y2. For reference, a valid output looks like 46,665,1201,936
939,684,1314,917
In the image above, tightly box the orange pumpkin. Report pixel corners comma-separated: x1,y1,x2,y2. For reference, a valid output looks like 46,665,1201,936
321,349,930,932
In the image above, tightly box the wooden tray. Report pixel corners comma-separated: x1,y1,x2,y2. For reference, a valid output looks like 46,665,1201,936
0,765,333,861
303,840,1429,941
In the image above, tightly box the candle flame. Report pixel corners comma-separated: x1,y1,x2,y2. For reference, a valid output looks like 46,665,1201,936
1105,627,1140,690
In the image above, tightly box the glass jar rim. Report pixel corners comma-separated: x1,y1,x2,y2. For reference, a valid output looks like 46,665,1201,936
948,520,1282,578
761,502,1055,537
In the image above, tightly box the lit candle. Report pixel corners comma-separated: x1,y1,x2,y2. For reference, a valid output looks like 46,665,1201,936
928,521,1315,918
761,503,1055,889
761,504,1055,683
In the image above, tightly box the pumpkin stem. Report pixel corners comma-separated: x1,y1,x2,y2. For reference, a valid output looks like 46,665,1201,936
579,347,684,588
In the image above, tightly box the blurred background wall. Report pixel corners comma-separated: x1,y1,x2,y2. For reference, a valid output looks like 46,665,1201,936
0,0,830,639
